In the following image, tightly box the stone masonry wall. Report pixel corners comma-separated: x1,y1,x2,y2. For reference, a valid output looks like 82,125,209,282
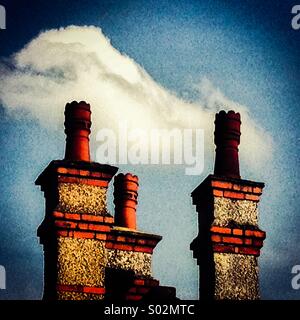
214,253,259,300
213,197,258,227
57,182,108,215
212,193,261,299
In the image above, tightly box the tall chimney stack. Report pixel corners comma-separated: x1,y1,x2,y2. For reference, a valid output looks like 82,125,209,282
214,110,241,179
191,110,266,300
114,173,139,230
64,101,91,162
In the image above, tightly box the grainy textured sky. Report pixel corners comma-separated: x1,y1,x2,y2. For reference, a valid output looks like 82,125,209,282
0,0,299,299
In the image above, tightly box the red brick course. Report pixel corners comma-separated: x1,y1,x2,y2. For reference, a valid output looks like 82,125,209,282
224,191,245,199
125,277,160,301
56,166,114,181
210,178,263,201
57,284,105,295
52,209,160,254
222,236,243,245
58,175,109,187
53,211,114,224
213,189,223,197
210,225,265,256
211,226,231,234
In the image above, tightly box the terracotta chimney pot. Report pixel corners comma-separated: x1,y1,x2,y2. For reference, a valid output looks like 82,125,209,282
114,173,139,230
64,101,91,162
214,110,241,179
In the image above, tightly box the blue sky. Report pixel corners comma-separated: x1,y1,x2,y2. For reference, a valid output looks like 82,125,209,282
0,0,299,299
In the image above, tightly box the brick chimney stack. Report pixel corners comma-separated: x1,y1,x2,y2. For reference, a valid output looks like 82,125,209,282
214,110,241,179
190,110,266,300
36,101,175,301
64,101,91,162
114,173,139,230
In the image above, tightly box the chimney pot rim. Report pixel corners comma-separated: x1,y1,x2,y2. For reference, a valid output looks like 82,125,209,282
65,101,91,112
114,173,139,183
215,110,240,121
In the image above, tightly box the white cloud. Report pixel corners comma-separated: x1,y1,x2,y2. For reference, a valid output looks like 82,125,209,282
0,25,272,174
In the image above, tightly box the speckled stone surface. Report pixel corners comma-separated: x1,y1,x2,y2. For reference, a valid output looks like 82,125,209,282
213,197,258,226
57,237,107,287
58,291,104,300
214,253,259,300
56,237,154,300
57,182,107,215
107,249,152,277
